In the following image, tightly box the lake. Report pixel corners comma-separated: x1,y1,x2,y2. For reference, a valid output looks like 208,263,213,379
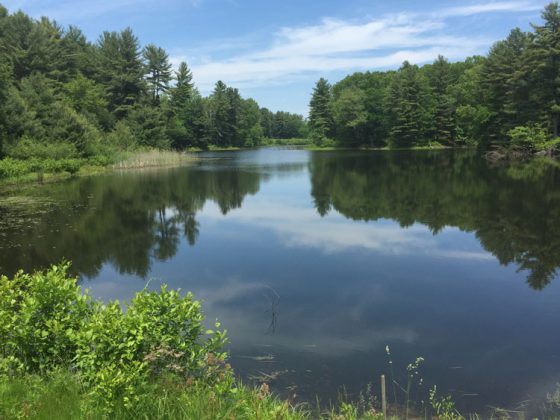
1,148,559,413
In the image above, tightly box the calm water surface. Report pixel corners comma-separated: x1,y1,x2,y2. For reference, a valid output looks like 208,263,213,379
1,148,560,412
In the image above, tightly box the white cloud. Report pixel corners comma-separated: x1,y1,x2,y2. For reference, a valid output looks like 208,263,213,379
180,1,542,92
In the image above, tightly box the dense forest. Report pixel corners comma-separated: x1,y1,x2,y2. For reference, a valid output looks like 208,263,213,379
308,2,560,153
0,3,307,177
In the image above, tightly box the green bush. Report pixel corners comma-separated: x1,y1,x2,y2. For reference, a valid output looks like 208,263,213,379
0,264,229,411
0,157,87,180
0,158,28,179
5,137,78,160
0,264,93,374
507,125,549,152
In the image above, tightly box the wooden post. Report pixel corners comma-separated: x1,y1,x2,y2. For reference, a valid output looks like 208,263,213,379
381,374,387,419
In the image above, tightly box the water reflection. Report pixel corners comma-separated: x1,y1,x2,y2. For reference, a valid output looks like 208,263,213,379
1,150,559,291
310,151,560,290
0,165,265,277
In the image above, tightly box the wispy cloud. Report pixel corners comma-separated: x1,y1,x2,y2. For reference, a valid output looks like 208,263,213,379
176,1,542,92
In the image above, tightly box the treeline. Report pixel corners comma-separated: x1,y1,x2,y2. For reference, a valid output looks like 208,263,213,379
0,4,306,170
308,2,560,152
260,109,308,139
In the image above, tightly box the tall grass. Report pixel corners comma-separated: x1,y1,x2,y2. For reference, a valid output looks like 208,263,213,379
0,373,307,420
111,150,195,170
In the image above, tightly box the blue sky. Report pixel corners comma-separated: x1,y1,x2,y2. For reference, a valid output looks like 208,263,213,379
2,0,550,115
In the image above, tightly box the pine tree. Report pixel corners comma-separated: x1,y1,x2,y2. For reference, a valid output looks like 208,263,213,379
527,2,560,138
482,28,531,141
208,81,230,146
97,28,145,118
171,61,194,113
143,44,172,104
387,61,431,147
427,55,455,145
309,78,334,143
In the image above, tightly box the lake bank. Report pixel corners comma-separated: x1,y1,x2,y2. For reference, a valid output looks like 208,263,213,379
0,149,197,187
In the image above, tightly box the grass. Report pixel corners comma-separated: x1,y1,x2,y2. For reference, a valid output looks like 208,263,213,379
0,372,308,420
111,150,195,170
0,371,415,419
0,149,197,186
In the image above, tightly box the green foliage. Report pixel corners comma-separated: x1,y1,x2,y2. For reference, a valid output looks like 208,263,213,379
260,108,308,140
143,44,172,104
429,386,464,420
0,372,308,420
309,78,334,144
126,105,170,149
0,4,301,169
0,264,230,412
507,125,552,152
0,263,92,374
386,61,432,147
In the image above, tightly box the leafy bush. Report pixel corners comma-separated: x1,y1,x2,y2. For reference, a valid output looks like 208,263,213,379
507,125,550,152
0,264,228,411
5,137,78,160
0,264,92,374
0,158,28,179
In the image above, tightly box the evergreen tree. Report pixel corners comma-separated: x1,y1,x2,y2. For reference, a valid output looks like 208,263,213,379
308,78,334,143
171,61,194,113
97,28,145,118
260,108,274,138
482,28,531,141
386,61,431,147
426,55,455,145
143,44,172,104
58,26,94,81
527,2,560,137
0,59,11,156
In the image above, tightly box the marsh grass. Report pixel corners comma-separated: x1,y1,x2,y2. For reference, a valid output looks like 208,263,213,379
111,150,195,170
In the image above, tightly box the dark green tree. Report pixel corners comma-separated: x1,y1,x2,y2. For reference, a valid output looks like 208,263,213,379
171,61,194,113
309,78,334,144
143,44,172,104
386,61,431,147
96,28,145,118
426,55,455,145
526,2,560,137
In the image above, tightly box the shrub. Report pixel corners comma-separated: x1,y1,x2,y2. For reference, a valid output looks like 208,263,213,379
5,137,78,160
0,158,28,179
75,287,228,407
507,125,549,152
0,263,92,374
0,264,228,411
